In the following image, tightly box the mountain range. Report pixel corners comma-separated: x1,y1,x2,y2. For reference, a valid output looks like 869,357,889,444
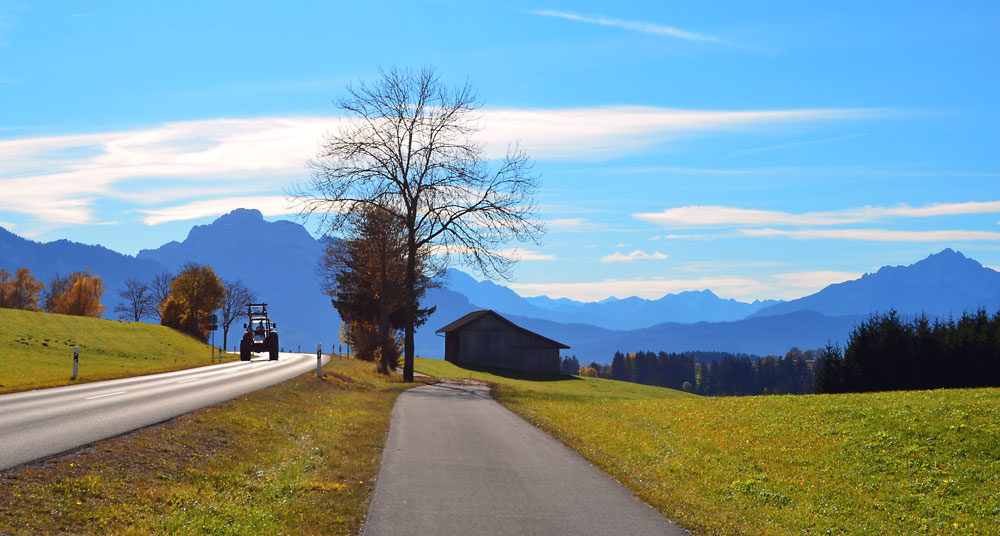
2,209,998,363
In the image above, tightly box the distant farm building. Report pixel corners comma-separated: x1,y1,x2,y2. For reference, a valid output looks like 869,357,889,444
436,310,569,374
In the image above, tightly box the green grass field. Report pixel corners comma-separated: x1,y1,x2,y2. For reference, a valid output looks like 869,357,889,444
0,308,228,393
0,358,424,535
415,357,1000,535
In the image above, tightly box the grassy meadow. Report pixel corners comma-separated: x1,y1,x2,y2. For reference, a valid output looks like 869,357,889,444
0,308,229,393
0,358,424,535
416,357,1000,535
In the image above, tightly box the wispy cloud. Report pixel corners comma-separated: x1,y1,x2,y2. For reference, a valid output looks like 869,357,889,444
771,270,863,289
508,269,862,302
546,217,602,232
498,248,558,261
134,195,294,225
739,228,1000,242
634,201,1000,228
530,9,730,44
0,106,883,227
730,133,867,157
483,106,886,160
601,249,669,262
509,277,763,301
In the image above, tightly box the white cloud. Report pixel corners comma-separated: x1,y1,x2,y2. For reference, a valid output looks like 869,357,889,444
497,248,558,261
635,206,858,227
0,105,885,226
481,106,884,161
635,201,1000,228
508,269,862,302
135,195,295,225
770,270,862,289
509,277,763,301
655,233,730,240
546,218,601,232
601,250,669,262
740,228,1000,242
530,9,729,44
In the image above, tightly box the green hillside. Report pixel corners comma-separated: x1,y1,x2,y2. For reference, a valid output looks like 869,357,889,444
416,357,1000,535
0,308,227,393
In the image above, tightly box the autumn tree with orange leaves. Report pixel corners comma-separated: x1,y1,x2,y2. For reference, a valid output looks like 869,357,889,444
160,263,225,342
45,271,106,317
0,267,45,311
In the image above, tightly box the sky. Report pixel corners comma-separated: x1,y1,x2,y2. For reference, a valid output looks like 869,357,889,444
1,1,999,302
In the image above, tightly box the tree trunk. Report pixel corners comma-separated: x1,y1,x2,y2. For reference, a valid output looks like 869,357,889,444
403,228,417,382
378,246,391,375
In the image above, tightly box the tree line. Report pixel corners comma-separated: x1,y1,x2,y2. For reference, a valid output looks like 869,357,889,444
814,309,1000,393
0,267,106,317
0,264,257,349
562,347,817,396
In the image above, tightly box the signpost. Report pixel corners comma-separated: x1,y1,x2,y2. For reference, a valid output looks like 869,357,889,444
208,313,219,361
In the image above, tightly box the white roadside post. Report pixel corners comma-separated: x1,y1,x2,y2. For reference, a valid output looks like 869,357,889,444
316,343,323,379
72,346,79,380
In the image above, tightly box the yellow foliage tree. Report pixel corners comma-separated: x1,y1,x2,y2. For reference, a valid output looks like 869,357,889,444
160,263,225,342
47,271,106,317
0,267,45,311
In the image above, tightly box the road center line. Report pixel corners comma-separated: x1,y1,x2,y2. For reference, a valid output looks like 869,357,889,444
176,378,200,384
84,391,127,400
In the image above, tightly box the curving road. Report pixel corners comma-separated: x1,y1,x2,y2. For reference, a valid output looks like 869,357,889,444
362,380,689,535
0,352,328,472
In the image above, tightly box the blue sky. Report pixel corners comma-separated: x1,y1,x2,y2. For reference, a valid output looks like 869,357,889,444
2,1,999,301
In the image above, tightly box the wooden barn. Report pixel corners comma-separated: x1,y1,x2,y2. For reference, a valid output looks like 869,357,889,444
436,310,569,374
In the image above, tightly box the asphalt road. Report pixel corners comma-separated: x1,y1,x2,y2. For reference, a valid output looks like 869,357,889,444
0,352,329,472
362,380,689,536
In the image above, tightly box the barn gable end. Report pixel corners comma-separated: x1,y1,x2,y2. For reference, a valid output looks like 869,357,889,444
436,310,569,374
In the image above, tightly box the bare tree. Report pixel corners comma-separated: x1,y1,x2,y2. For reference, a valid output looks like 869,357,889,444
115,277,155,321
220,279,256,351
292,66,543,381
150,271,173,321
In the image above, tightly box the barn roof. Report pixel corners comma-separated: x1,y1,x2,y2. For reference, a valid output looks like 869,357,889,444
436,309,570,349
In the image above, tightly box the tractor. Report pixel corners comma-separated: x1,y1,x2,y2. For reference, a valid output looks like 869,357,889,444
240,303,279,361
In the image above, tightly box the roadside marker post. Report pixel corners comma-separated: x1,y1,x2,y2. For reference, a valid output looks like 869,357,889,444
72,346,79,380
316,343,323,379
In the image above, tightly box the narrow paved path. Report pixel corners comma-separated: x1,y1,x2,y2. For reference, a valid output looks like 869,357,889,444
362,380,689,535
0,352,329,471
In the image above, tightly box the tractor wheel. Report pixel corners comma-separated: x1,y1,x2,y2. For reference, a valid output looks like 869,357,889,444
269,333,279,360
239,337,251,361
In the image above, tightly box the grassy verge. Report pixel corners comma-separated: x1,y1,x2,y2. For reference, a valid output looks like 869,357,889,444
0,308,231,394
0,358,426,535
416,357,1000,535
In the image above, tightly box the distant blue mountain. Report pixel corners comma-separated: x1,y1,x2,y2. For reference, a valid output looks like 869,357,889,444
753,248,1000,319
136,208,338,351
0,226,168,314
444,268,781,329
506,310,862,363
5,213,999,365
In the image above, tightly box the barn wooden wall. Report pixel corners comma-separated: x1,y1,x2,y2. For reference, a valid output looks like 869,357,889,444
446,314,560,374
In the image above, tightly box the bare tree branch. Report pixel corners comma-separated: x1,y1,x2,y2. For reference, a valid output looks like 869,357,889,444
290,66,544,382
